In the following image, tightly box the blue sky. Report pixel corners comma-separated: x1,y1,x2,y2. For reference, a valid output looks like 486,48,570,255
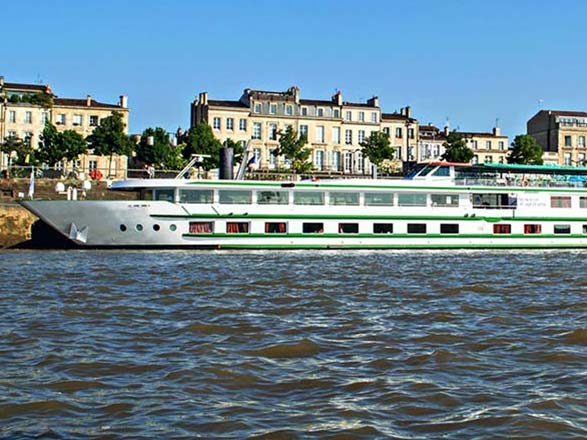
2,0,586,138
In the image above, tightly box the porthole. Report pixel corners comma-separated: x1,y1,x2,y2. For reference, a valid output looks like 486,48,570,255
136,224,143,232
153,224,160,231
120,224,127,232
169,224,177,232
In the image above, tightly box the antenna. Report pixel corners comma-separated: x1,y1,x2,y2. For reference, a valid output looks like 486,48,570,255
495,117,500,128
539,99,544,109
36,73,42,84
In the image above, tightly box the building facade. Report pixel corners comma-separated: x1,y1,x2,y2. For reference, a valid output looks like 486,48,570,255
0,77,129,178
461,127,509,164
191,87,412,174
527,110,587,166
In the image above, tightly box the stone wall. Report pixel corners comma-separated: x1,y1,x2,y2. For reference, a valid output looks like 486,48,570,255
0,204,37,248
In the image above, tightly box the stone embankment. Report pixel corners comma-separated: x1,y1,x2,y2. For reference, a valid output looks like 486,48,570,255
0,178,135,248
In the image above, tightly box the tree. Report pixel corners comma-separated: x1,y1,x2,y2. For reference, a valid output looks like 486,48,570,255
87,111,133,176
181,123,223,170
360,131,395,167
508,135,544,165
223,138,244,164
441,131,474,163
273,126,313,174
0,136,38,175
60,130,88,162
37,122,87,167
136,127,171,166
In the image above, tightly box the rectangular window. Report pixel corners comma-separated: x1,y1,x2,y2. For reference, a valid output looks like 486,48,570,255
440,224,459,234
213,117,221,130
499,141,505,150
371,112,377,123
189,222,213,233
493,224,511,234
358,130,365,143
395,127,402,138
524,224,542,234
407,224,427,234
332,127,341,144
25,111,32,124
286,105,293,116
554,224,571,234
8,110,15,122
300,125,308,138
301,107,308,116
346,111,352,121
154,189,175,202
239,119,247,131
72,114,82,126
294,191,325,205
580,196,587,208
565,136,572,147
431,194,459,207
485,155,493,163
317,108,324,117
56,114,65,125
583,225,587,234
345,129,352,145
265,222,287,233
257,190,289,205
473,193,516,209
226,118,234,130
551,196,571,208
219,190,252,204
254,103,261,113
358,112,365,122
179,189,213,203
226,222,249,233
486,140,492,149
580,136,586,147
89,115,99,126
472,140,478,149
270,104,277,114
333,109,340,118
373,223,393,234
398,193,427,206
408,128,414,139
365,192,394,206
339,223,359,233
303,223,323,233
252,123,262,139
269,123,278,140
329,192,360,206
316,126,325,143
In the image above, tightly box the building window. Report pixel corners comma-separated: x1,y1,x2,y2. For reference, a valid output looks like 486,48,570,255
317,108,324,117
373,223,393,234
396,147,402,160
316,126,325,143
213,117,221,130
580,136,586,148
265,222,287,233
472,155,479,164
303,223,324,233
41,112,49,124
332,151,341,171
314,150,324,170
408,128,414,139
73,114,83,126
346,111,352,121
8,111,15,123
339,223,359,234
486,140,492,149
226,118,234,130
565,136,572,147
554,224,571,234
551,196,571,208
88,160,97,171
239,118,247,131
332,127,341,144
493,224,511,234
440,224,459,234
371,112,377,123
7,130,16,138
55,114,65,125
300,125,308,139
383,127,390,137
252,123,262,139
499,141,505,150
301,107,308,116
358,112,365,122
358,130,365,143
407,223,427,234
472,140,478,149
345,129,353,145
254,103,261,113
269,104,277,114
25,111,32,124
524,224,542,234
395,127,402,138
89,115,99,126
226,222,249,233
334,109,340,118
485,155,493,163
269,123,278,141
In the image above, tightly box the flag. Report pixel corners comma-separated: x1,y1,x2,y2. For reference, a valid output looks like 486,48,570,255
247,155,256,166
28,168,35,200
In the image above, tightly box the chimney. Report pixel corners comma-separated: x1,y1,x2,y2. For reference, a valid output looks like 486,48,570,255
367,96,379,107
86,95,92,107
332,90,343,106
0,76,5,87
288,86,300,104
405,106,411,118
493,127,501,136
119,95,128,108
199,91,208,105
444,124,450,136
400,107,405,116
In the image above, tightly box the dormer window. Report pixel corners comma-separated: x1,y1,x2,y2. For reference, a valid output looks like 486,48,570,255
301,107,308,116
317,108,324,117
254,103,261,113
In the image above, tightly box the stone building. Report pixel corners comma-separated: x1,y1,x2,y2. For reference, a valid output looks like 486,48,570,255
418,124,447,161
527,110,587,166
460,127,509,164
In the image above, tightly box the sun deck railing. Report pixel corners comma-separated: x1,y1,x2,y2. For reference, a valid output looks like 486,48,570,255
455,177,587,188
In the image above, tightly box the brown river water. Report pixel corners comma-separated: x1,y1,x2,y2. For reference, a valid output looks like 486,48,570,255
0,250,586,439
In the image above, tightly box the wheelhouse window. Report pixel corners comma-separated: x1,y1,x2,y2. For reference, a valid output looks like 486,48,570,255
226,222,249,233
398,193,427,207
551,196,572,208
294,191,325,205
219,190,252,204
338,223,359,233
407,223,427,234
524,224,542,234
373,223,393,234
154,189,175,202
440,224,459,234
265,222,287,233
329,192,359,206
257,190,289,205
493,224,511,234
179,189,213,204
473,193,516,209
189,222,213,233
554,224,571,234
431,194,459,207
364,192,394,206
303,223,324,233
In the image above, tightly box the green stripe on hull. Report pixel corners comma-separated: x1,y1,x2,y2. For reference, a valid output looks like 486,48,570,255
213,243,587,249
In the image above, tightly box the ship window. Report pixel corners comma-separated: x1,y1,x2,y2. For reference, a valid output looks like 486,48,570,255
226,222,249,233
140,189,153,200
120,224,127,232
473,193,515,209
294,191,325,205
154,189,175,202
432,166,450,177
407,223,427,234
329,192,360,206
179,189,213,204
524,224,542,234
136,224,143,232
257,190,289,205
580,197,587,208
554,224,571,234
153,224,160,231
440,224,459,234
169,224,177,231
493,224,511,234
551,196,571,208
303,223,324,233
364,192,394,206
431,194,459,207
398,193,427,207
373,223,393,234
190,222,213,233
219,190,252,204
338,223,359,233
583,225,587,234
265,222,287,233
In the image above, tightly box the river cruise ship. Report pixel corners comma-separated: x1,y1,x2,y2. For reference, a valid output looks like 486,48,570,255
19,162,587,249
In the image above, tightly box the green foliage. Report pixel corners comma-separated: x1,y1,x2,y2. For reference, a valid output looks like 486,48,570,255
136,127,187,170
441,131,474,163
223,138,244,163
60,130,88,162
87,111,133,157
182,123,223,170
37,122,87,166
508,135,544,165
0,136,38,168
360,131,394,166
29,92,53,108
273,126,313,174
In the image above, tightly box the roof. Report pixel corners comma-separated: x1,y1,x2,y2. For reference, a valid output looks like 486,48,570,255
458,131,507,139
300,98,333,106
545,110,587,118
53,97,122,109
208,99,248,109
343,101,377,108
381,112,417,122
3,82,50,93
